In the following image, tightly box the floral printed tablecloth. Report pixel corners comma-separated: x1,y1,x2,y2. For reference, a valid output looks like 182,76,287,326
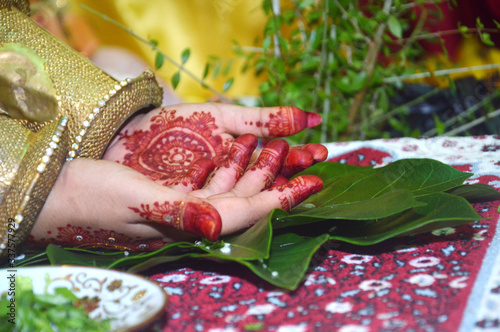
147,136,500,332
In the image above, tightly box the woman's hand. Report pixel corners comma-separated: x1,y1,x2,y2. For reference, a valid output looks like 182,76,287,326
30,133,323,251
103,103,327,191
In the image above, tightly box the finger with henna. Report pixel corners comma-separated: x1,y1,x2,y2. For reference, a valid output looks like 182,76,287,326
280,143,328,178
231,139,289,195
215,175,323,235
199,133,258,196
169,158,216,192
129,200,222,241
219,104,322,137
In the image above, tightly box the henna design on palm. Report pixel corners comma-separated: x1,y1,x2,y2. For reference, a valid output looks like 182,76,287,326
118,109,230,186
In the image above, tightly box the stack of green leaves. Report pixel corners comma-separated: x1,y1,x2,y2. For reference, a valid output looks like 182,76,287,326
14,159,500,290
0,276,110,332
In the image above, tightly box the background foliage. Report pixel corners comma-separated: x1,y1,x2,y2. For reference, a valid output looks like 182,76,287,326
221,0,500,143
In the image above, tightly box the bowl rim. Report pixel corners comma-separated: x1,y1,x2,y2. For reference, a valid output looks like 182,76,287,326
1,264,168,331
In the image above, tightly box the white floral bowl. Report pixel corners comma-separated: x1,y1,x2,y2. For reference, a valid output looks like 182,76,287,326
1,265,167,331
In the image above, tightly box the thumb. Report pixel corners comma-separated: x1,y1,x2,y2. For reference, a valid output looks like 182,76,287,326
128,200,221,241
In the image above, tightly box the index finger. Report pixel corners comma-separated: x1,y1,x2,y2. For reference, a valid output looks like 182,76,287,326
214,104,322,138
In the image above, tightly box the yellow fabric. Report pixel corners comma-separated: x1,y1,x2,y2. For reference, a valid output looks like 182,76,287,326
419,38,500,87
72,0,267,103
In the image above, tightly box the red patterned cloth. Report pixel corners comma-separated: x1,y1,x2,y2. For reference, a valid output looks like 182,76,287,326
147,136,500,332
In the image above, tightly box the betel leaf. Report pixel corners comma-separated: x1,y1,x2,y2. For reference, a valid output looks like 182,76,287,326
273,189,424,228
242,226,329,289
45,216,272,271
127,253,209,273
46,244,129,267
328,193,482,245
291,161,372,187
213,214,271,260
299,159,471,198
446,183,500,203
275,159,471,228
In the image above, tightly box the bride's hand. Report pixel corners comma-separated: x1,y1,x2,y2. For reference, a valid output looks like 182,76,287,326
103,103,327,192
30,134,323,251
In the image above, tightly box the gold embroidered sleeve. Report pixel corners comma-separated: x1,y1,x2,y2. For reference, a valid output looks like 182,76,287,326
0,0,163,259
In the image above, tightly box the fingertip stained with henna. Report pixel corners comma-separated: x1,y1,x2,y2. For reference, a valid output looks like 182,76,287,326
302,143,328,161
306,112,323,128
182,202,222,241
128,200,222,241
281,148,314,178
268,106,322,136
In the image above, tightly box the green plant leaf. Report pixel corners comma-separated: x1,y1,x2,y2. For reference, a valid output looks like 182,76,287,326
291,161,373,186
46,244,140,267
388,15,403,39
328,193,481,244
446,184,500,203
480,32,495,46
154,52,164,69
216,215,271,260
335,71,367,94
181,48,191,64
202,63,210,79
494,20,500,30
242,231,329,289
46,216,272,271
276,159,471,228
274,189,423,228
171,71,180,89
222,77,234,92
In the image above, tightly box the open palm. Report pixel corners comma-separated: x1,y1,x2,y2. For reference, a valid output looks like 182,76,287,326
103,103,326,191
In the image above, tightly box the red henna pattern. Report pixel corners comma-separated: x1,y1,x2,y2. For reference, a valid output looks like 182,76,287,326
93,229,133,244
129,201,184,228
281,148,314,178
224,134,257,175
268,106,307,136
119,109,230,186
249,139,289,188
56,224,93,243
268,107,322,136
27,225,171,252
207,134,257,184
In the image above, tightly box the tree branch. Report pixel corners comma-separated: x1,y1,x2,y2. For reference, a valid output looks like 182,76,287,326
80,4,232,103
345,0,393,137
